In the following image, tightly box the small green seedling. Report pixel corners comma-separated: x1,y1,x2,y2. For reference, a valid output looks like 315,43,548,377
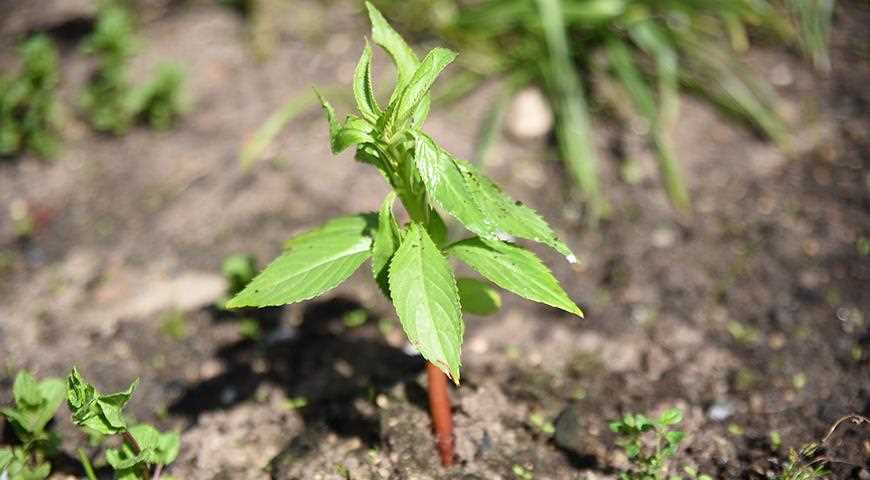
609,408,685,480
0,36,61,159
777,443,828,480
222,254,258,298
80,3,185,134
79,3,138,134
0,371,65,480
66,368,179,480
129,64,186,130
226,2,582,466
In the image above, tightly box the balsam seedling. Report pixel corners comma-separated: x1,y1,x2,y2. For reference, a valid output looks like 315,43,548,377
0,371,65,480
0,35,61,159
66,368,180,480
226,2,582,466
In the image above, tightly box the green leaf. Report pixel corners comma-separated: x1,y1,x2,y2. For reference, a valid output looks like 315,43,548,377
66,367,138,435
415,133,576,261
105,424,180,472
372,192,401,296
388,223,463,383
413,132,491,236
365,1,419,102
454,158,575,260
2,372,65,439
227,214,376,308
284,214,376,249
386,47,456,132
665,430,685,446
314,88,340,141
608,420,623,433
153,429,181,465
331,121,375,153
536,0,604,225
0,447,12,470
456,277,501,316
447,237,582,316
657,408,683,426
353,40,381,122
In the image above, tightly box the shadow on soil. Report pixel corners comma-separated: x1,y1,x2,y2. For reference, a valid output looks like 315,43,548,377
168,296,425,446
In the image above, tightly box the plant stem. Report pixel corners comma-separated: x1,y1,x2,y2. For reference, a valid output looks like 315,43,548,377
426,361,454,467
122,431,150,480
78,448,98,480
122,431,141,453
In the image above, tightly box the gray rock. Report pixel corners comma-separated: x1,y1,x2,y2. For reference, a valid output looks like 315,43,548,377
553,404,588,455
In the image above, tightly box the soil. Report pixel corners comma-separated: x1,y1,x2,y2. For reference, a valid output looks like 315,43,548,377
1,1,868,479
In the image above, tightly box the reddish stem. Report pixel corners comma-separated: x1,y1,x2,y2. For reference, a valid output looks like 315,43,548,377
426,361,454,467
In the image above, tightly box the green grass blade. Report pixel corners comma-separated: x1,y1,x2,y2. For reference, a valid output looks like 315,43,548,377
535,0,603,226
788,0,834,71
240,86,348,169
626,24,692,211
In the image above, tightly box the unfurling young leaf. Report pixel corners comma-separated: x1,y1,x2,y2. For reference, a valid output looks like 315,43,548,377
66,367,138,435
366,1,419,101
372,192,402,295
66,369,180,479
353,40,381,122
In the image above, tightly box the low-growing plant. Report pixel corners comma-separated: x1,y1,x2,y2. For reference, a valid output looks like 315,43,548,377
375,0,834,224
221,254,258,298
79,2,139,134
129,64,186,130
0,372,65,480
777,443,828,480
225,2,583,466
80,2,185,134
609,408,695,480
1,369,179,480
67,368,180,480
0,35,61,159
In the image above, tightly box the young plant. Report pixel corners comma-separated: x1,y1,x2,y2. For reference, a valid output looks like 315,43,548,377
0,36,61,159
80,2,185,134
777,443,828,480
129,64,186,131
225,2,583,466
79,3,139,134
609,408,685,480
66,368,180,480
0,371,65,480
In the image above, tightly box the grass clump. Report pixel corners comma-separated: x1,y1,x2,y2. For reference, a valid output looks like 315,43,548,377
0,36,62,159
376,0,835,225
